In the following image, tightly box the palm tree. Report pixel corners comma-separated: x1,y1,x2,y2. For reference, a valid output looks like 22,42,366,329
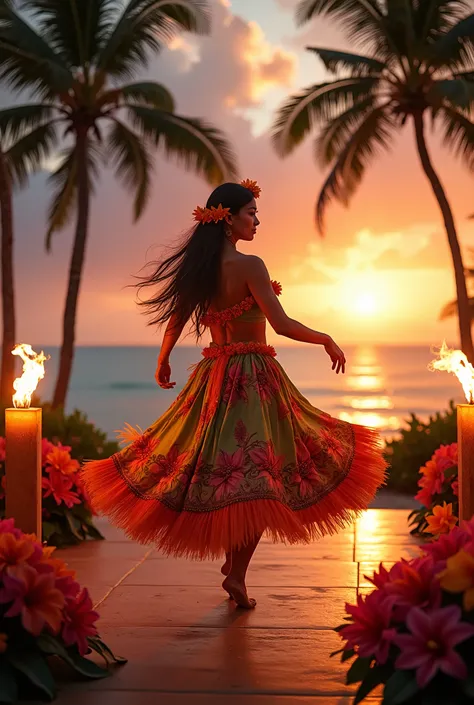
0,0,237,408
0,103,57,404
273,0,474,361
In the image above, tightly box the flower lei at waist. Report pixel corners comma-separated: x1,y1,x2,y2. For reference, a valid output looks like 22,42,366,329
202,342,277,359
201,280,282,327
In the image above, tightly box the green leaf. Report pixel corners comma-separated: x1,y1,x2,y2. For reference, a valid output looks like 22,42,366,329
383,670,419,705
5,120,57,189
306,46,386,75
0,103,53,142
45,146,78,249
36,633,69,659
0,659,19,703
65,510,84,540
8,649,56,701
87,637,127,665
42,519,60,541
346,656,373,685
354,664,391,704
120,81,175,111
59,646,110,679
108,119,152,220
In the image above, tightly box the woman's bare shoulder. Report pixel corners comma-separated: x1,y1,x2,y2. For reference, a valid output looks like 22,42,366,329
236,252,268,273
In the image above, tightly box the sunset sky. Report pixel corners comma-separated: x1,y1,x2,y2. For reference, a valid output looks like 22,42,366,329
9,0,474,348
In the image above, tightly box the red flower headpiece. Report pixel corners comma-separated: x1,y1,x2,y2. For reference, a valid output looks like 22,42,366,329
240,179,261,199
192,203,231,225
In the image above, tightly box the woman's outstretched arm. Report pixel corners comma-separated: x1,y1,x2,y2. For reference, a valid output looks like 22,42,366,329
246,256,346,373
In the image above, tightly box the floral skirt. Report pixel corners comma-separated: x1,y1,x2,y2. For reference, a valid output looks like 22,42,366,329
82,342,387,559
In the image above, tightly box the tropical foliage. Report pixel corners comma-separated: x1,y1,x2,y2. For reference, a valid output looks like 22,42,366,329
0,0,237,407
273,0,474,361
333,516,474,704
0,518,126,702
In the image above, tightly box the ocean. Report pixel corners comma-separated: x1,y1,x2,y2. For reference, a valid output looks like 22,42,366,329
35,344,463,443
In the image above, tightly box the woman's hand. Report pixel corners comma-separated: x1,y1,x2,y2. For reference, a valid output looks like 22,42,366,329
155,359,176,389
324,338,346,374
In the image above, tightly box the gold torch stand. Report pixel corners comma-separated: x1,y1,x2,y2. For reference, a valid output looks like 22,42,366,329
458,404,474,522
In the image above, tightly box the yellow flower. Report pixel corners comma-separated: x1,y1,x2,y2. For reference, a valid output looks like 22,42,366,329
426,502,458,535
0,633,7,654
438,549,474,610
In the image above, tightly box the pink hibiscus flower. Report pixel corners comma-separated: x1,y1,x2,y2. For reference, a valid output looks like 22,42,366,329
62,588,100,655
394,605,474,688
249,441,284,492
340,590,397,664
384,556,441,620
292,439,320,497
42,469,81,508
223,363,250,406
209,448,246,500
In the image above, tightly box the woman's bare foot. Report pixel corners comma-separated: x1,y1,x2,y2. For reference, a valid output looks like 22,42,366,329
222,576,256,609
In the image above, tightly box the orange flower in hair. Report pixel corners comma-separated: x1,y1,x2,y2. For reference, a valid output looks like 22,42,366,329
241,179,261,199
192,206,212,224
210,204,231,223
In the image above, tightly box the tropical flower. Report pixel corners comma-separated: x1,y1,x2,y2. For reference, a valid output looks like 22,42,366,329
0,633,7,654
394,605,474,688
340,590,397,664
452,479,459,497
363,562,392,590
62,588,99,655
249,441,284,492
292,439,320,497
0,563,65,635
421,523,472,564
0,518,22,539
42,469,81,508
426,502,458,535
41,438,56,465
253,366,277,403
438,549,474,611
46,446,80,476
209,448,246,500
0,532,37,574
223,363,250,406
240,178,261,198
320,428,344,463
149,445,189,480
384,556,441,620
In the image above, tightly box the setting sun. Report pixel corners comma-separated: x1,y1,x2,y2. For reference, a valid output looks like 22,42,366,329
353,292,377,316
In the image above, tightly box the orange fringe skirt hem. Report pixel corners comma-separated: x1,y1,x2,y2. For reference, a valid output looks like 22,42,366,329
82,424,386,560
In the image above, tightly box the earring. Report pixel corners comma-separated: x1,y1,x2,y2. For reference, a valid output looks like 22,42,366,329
224,223,232,239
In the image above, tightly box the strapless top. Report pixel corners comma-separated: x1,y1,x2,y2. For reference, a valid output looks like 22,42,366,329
201,280,282,327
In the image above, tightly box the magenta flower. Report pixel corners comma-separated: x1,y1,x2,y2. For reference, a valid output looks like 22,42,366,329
209,448,246,500
385,556,441,620
62,588,99,655
0,518,22,539
292,439,320,497
394,606,474,688
363,562,392,590
42,469,81,508
421,524,472,566
340,590,397,664
0,437,5,462
223,362,250,406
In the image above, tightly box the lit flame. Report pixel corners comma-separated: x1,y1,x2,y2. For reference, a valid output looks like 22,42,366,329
429,341,474,404
11,344,49,409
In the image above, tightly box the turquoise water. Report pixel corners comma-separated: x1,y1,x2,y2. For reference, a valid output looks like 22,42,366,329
35,344,462,441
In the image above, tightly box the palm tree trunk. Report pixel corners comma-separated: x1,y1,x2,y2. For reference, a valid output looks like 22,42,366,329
0,149,16,406
413,111,474,362
52,130,89,408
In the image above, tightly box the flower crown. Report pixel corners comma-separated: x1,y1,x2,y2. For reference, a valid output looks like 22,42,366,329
192,179,261,224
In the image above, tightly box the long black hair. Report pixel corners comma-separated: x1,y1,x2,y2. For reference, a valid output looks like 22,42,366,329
135,182,255,338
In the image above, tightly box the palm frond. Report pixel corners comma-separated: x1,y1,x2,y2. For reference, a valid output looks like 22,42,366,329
5,120,57,187
296,0,392,56
314,94,378,164
429,77,474,110
306,47,386,75
0,5,73,97
429,11,474,70
46,146,77,250
414,0,469,44
98,0,210,79
119,81,175,110
19,0,117,66
437,104,474,169
316,105,394,233
108,119,152,221
0,104,53,142
272,77,379,157
128,105,237,184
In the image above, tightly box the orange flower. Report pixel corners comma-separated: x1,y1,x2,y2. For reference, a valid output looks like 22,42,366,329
240,179,261,199
46,446,79,476
426,502,458,536
0,563,65,635
0,532,35,573
210,204,231,223
0,633,7,654
192,205,211,223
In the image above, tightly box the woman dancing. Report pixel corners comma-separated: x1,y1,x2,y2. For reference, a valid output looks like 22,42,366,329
82,180,386,609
